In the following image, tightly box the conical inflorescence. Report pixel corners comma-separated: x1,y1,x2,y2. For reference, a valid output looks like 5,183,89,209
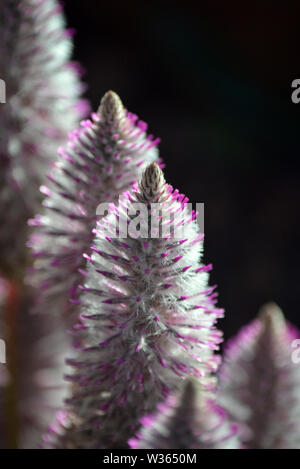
42,163,224,448
28,91,160,319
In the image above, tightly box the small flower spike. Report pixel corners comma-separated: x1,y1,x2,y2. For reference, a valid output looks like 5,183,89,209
28,91,160,319
0,0,87,272
45,163,223,448
129,379,240,449
219,302,300,449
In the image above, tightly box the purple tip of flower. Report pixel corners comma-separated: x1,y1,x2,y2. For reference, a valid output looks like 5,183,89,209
161,253,169,258
173,255,183,263
69,298,81,305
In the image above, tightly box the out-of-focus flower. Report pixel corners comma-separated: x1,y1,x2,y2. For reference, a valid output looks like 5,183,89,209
0,277,9,449
43,163,223,448
219,302,300,449
0,277,67,448
129,379,240,449
0,0,88,272
28,91,160,318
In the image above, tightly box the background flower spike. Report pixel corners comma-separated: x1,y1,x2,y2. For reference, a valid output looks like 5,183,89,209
129,379,241,449
0,0,88,274
219,302,300,449
43,163,224,448
28,90,160,319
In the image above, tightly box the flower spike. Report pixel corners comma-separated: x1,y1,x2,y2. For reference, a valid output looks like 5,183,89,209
219,302,300,449
28,91,160,318
0,0,87,272
129,379,241,449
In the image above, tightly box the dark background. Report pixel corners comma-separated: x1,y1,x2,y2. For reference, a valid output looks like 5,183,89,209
64,1,300,340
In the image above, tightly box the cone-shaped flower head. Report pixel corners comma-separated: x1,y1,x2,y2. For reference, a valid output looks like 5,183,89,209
28,91,160,318
219,302,300,449
129,379,240,449
44,163,224,448
0,0,87,272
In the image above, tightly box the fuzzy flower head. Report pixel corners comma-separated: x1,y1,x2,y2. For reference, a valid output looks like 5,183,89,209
0,0,86,199
219,302,300,449
56,163,223,448
0,0,87,272
28,91,160,318
129,379,240,449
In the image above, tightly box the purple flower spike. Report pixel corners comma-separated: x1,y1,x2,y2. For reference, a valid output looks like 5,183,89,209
28,91,159,318
0,0,87,272
47,163,223,448
129,379,240,449
219,302,300,449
